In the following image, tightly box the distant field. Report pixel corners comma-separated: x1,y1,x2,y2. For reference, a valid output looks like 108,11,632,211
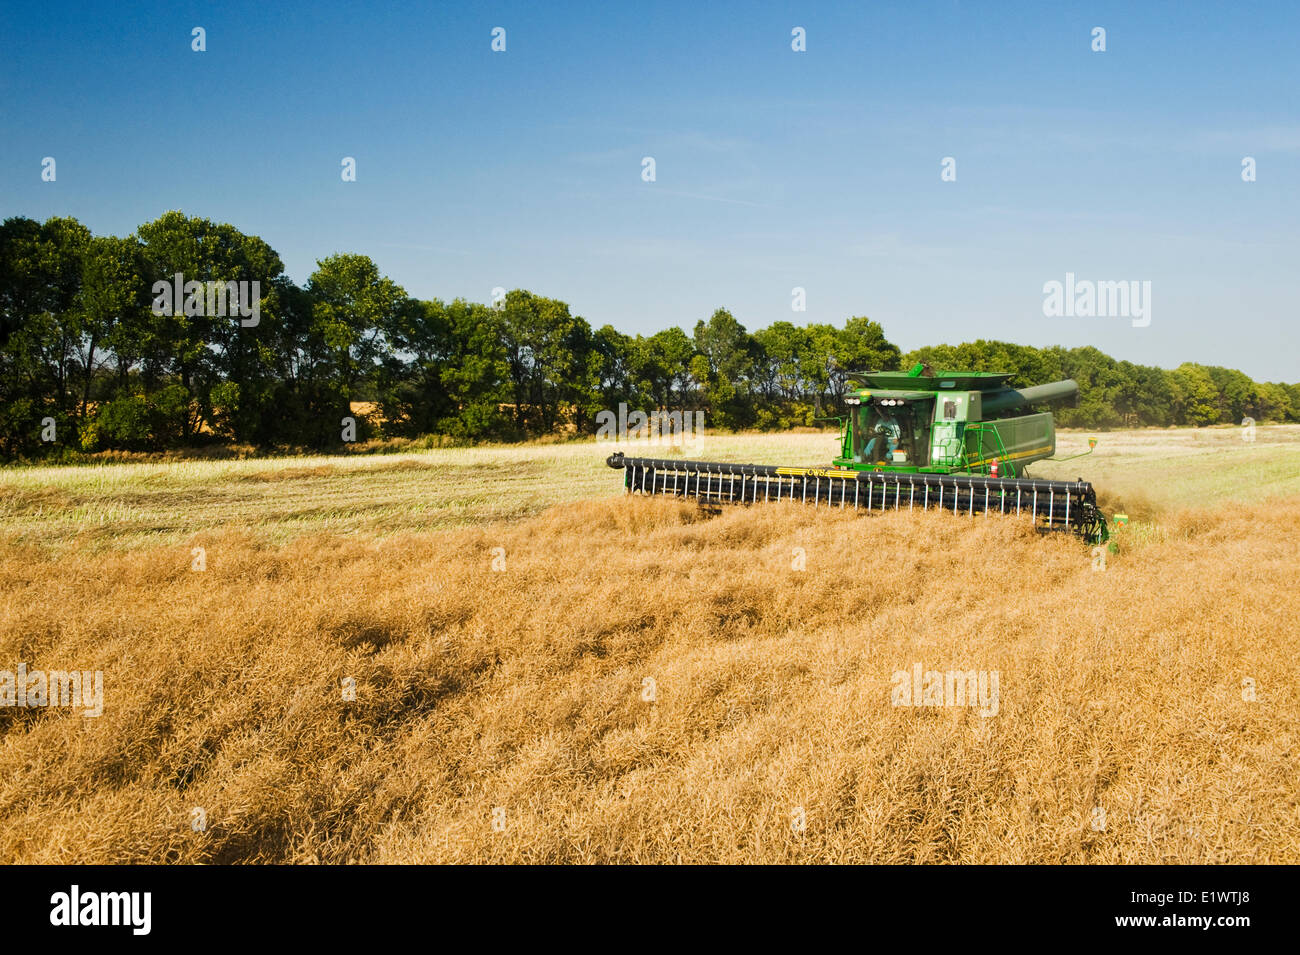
1,426,1297,863
2,425,1298,549
1037,425,1300,522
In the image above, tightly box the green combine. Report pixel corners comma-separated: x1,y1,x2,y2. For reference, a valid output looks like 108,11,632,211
606,363,1108,542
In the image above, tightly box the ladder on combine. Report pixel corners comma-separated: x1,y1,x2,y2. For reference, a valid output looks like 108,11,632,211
962,423,1017,478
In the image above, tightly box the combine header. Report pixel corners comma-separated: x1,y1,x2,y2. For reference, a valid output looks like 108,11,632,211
606,364,1108,542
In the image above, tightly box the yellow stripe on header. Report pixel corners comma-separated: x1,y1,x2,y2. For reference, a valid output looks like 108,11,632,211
774,467,855,478
964,444,1053,466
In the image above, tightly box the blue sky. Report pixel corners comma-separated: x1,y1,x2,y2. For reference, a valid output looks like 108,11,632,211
2,1,1297,381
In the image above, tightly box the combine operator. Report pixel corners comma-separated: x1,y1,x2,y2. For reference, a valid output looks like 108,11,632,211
864,408,902,464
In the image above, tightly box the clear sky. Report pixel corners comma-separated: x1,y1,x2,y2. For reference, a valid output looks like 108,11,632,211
2,1,1297,381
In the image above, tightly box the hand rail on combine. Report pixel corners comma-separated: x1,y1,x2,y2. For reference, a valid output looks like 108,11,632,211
605,452,1109,544
962,423,1016,478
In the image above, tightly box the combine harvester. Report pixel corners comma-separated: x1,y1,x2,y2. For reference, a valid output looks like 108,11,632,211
606,364,1108,543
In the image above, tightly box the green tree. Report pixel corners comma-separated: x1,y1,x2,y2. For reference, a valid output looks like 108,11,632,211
77,235,146,427
1254,381,1294,423
296,253,405,444
439,299,511,437
693,308,756,428
752,321,805,402
499,290,596,434
135,211,285,443
1203,366,1256,424
0,216,91,454
632,326,696,409
1168,364,1219,426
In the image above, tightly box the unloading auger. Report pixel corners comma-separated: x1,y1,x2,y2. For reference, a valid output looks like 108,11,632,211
605,364,1109,543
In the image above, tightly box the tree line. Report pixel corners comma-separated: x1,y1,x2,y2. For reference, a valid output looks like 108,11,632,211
2,212,1296,459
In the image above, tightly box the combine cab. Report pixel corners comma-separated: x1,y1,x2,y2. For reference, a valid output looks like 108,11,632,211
606,363,1108,543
